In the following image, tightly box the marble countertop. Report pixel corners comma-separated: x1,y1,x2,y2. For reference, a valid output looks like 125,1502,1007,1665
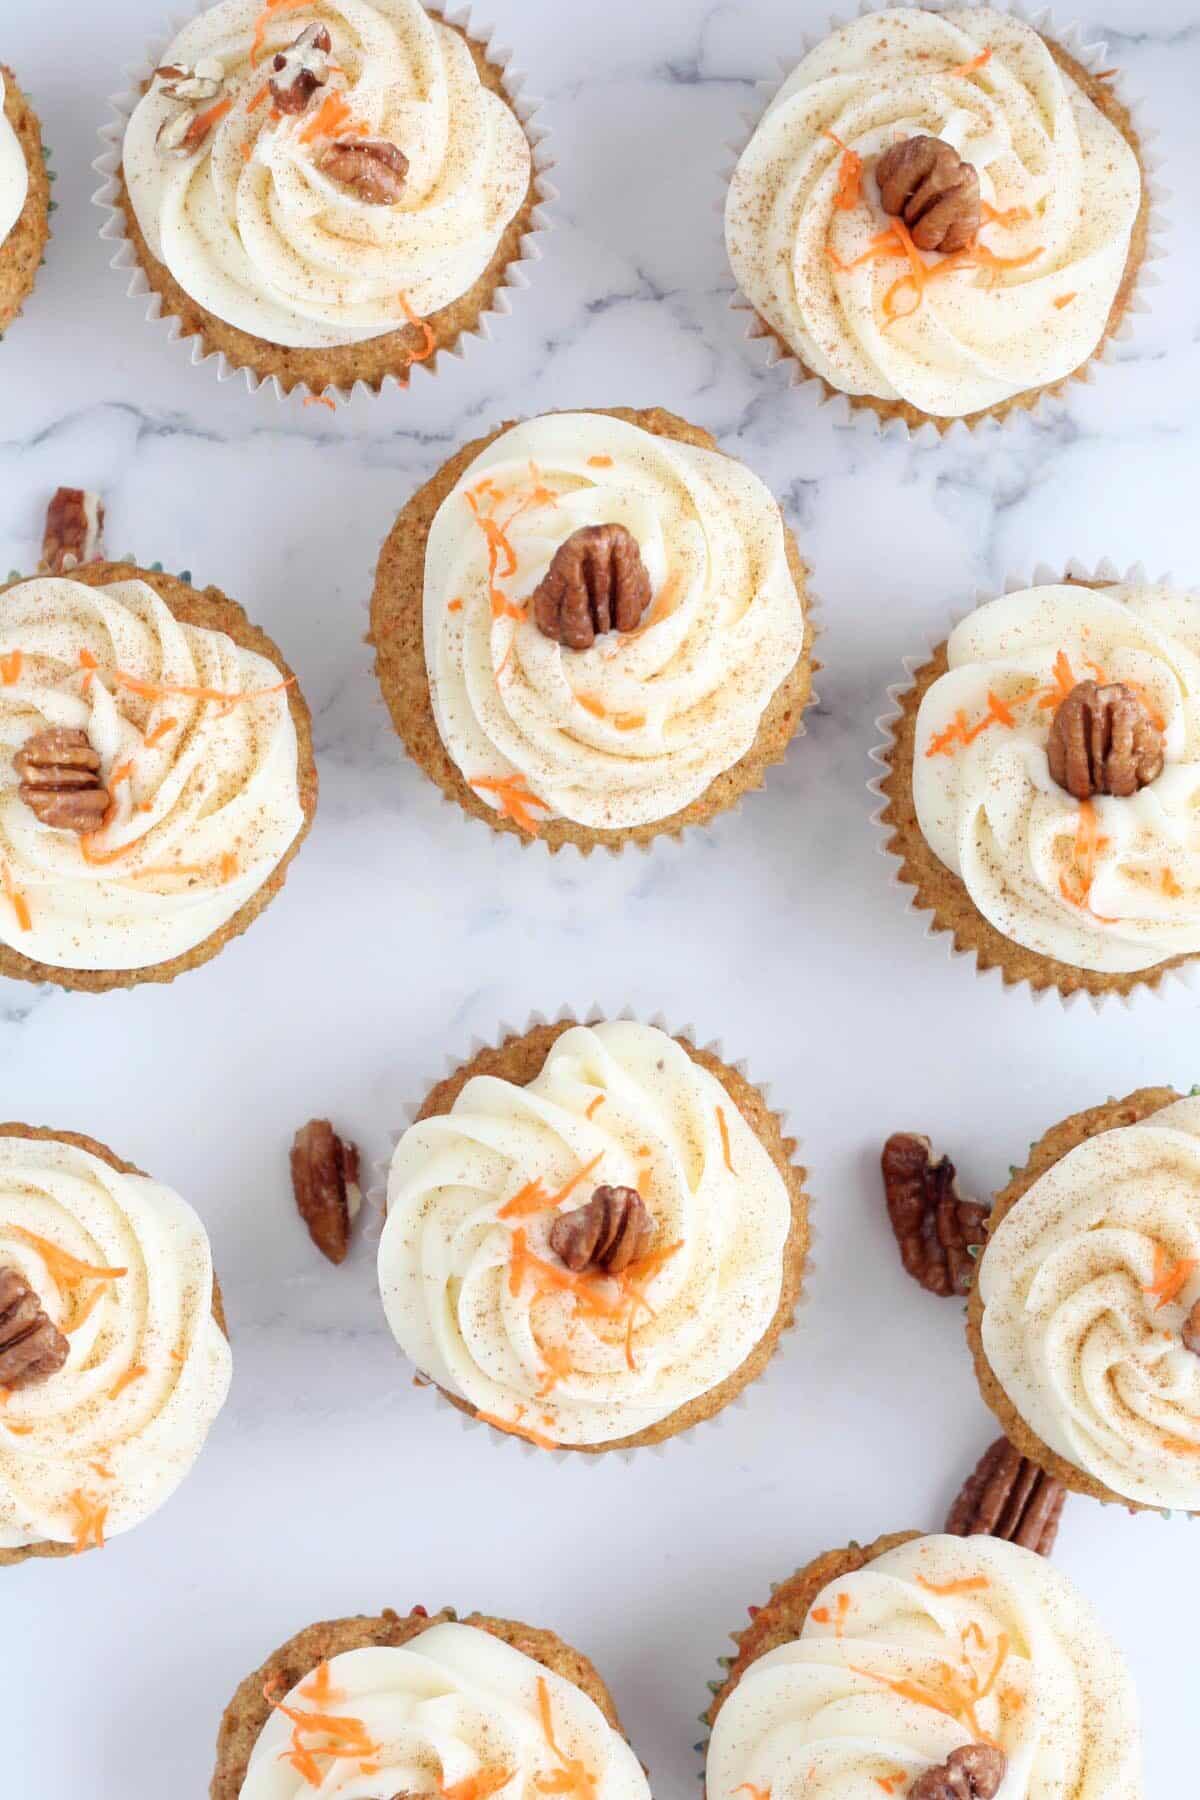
4,0,1199,1793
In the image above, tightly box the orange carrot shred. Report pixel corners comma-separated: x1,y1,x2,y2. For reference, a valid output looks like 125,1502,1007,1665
1054,292,1078,309
948,45,992,76
448,597,464,613
469,773,550,837
299,90,357,145
535,1676,599,1800
109,1364,147,1400
1144,1245,1198,1311
186,97,234,147
0,649,23,684
398,292,436,365
476,1406,559,1449
715,1106,736,1175
587,455,613,469
1,863,31,933
442,1770,514,1800
917,1574,990,1596
1162,868,1184,899
822,129,862,211
251,0,308,67
66,1488,108,1554
498,1179,551,1221
734,1788,771,1800
585,1095,604,1120
143,716,177,748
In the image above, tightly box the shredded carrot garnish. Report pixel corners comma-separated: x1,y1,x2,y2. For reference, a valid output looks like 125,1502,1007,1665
1144,1245,1198,1311
299,90,358,144
78,647,98,692
980,199,1033,229
250,0,307,66
248,82,270,111
469,773,550,837
4,1227,125,1328
715,1106,736,1175
587,455,613,469
143,716,177,748
219,850,238,883
298,1662,341,1706
303,394,337,411
535,1342,575,1399
89,1457,114,1480
109,760,134,790
66,1488,108,1554
917,1574,990,1596
734,1787,770,1800
0,649,23,684
1161,1432,1200,1456
1,863,31,933
498,1179,551,1221
268,1679,382,1787
186,96,234,148
948,45,992,76
398,292,436,365
585,1095,604,1119
925,689,1019,758
1058,800,1110,912
535,1677,599,1800
876,1778,907,1796
1161,868,1183,899
448,597,464,613
476,1406,559,1450
822,129,862,210
811,1606,830,1624
442,1770,513,1800
113,668,293,707
108,1364,147,1400
1054,292,1077,309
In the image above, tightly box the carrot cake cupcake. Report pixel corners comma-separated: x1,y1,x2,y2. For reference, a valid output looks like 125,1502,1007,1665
212,1606,650,1800
969,1086,1200,1516
726,8,1147,430
370,407,814,850
0,65,50,339
877,579,1200,998
378,1020,808,1452
115,0,538,395
706,1531,1143,1796
0,1123,231,1564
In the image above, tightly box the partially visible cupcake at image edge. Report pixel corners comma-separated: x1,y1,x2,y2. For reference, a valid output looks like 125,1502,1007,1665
103,0,545,396
968,1085,1200,1518
0,1123,231,1565
0,488,317,992
875,577,1200,1000
378,1019,809,1453
211,1605,650,1800
369,407,815,851
0,64,50,339
725,7,1151,431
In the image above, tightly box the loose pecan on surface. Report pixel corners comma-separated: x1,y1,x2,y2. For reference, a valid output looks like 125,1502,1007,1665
532,525,652,651
270,24,332,114
881,1132,988,1299
290,1119,362,1265
549,1185,652,1275
876,134,981,253
946,1435,1066,1556
1046,679,1164,801
154,57,225,102
39,486,105,574
0,1265,69,1391
14,728,110,832
316,138,409,203
909,1745,1007,1800
1183,1299,1200,1358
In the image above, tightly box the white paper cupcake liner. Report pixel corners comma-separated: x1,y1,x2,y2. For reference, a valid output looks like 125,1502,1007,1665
91,0,557,407
719,0,1169,446
368,1003,813,1465
867,558,1200,1012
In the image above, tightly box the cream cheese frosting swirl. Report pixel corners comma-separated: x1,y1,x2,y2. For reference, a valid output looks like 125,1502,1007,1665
707,1534,1143,1799
378,1023,793,1447
726,8,1142,419
980,1095,1200,1511
0,71,29,250
122,0,532,348
240,1622,650,1800
0,1132,231,1552
423,414,807,832
0,573,305,971
911,584,1200,974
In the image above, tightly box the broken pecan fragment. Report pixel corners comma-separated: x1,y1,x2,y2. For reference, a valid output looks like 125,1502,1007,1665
0,1265,69,1391
549,1185,652,1275
315,137,409,204
533,525,652,651
290,1119,362,1265
946,1436,1066,1556
154,57,225,102
1046,679,1164,801
39,487,105,574
881,1132,988,1298
876,133,981,253
270,23,332,114
1183,1299,1200,1357
14,728,110,832
909,1745,1006,1800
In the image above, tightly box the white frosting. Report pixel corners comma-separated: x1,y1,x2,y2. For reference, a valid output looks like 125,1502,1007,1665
707,1534,1143,1800
422,413,807,832
122,0,532,348
981,1095,1200,1512
0,70,30,249
911,584,1200,974
726,8,1142,419
238,1621,649,1800
378,1022,793,1447
0,1133,231,1550
0,573,305,972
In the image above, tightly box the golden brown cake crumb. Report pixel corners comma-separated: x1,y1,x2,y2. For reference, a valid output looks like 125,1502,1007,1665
0,69,49,340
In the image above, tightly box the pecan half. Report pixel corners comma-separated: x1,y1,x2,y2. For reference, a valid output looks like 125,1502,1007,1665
881,1132,988,1298
876,134,981,253
1046,679,1164,801
0,1265,69,1391
14,728,110,831
315,137,409,204
1183,1300,1200,1358
549,1186,652,1275
910,1745,1006,1800
290,1119,362,1265
270,24,332,114
946,1436,1066,1556
154,57,225,102
532,525,652,651
39,487,105,574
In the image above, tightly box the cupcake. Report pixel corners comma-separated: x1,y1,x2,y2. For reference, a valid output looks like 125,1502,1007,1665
968,1085,1200,1516
0,1123,231,1565
0,65,50,339
378,1019,808,1453
726,8,1148,431
370,408,814,851
109,0,541,397
875,578,1200,999
706,1531,1143,1796
212,1605,650,1800
0,495,317,990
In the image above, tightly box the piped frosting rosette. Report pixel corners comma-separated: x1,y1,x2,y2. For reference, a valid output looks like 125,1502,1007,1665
0,71,29,249
120,0,533,349
378,1022,794,1449
423,413,807,834
0,1132,231,1553
980,1095,1200,1512
910,583,1200,975
726,8,1142,420
241,1621,650,1800
0,572,305,972
707,1534,1143,1799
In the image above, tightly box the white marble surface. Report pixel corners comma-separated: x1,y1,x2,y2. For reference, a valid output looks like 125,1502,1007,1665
3,0,1199,1793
